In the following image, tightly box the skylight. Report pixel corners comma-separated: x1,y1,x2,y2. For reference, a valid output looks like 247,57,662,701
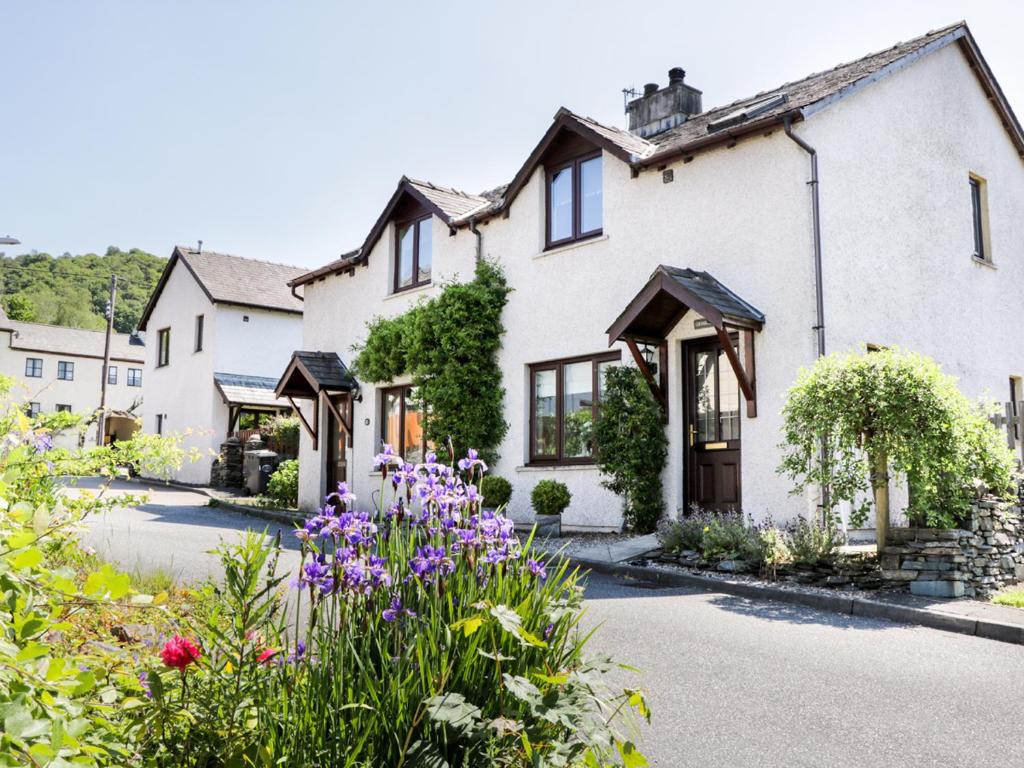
707,93,789,132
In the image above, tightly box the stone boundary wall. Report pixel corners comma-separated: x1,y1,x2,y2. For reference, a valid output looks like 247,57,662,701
881,500,1024,598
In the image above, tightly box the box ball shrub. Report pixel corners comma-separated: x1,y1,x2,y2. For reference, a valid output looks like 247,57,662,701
531,479,571,517
479,474,512,508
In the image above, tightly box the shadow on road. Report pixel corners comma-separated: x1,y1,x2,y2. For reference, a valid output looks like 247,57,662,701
707,593,890,631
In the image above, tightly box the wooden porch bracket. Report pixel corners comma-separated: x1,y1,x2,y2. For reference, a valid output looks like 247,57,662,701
717,327,757,418
625,337,668,413
320,391,353,447
288,395,319,451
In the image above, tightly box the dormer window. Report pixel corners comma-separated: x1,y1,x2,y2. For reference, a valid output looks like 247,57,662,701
546,152,602,249
395,216,432,292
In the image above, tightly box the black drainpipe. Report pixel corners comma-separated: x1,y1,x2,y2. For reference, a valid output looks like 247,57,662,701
468,216,483,262
290,284,304,302
783,115,830,521
782,116,825,358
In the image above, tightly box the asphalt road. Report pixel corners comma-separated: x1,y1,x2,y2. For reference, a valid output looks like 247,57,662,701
79,480,1024,767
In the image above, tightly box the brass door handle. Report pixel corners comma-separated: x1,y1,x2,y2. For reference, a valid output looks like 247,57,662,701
688,424,696,446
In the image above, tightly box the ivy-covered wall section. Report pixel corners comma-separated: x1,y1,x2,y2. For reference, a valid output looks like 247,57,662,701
352,259,511,462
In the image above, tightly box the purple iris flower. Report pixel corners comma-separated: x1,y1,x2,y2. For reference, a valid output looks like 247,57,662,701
527,559,548,582
382,595,416,622
138,671,153,699
33,433,53,454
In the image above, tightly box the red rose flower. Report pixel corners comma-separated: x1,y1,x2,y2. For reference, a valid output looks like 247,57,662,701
160,635,201,671
257,648,278,665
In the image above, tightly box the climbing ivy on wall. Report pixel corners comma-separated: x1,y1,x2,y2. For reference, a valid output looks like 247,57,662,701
352,259,511,462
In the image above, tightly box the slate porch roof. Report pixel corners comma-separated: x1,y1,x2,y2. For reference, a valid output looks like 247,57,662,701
213,372,290,408
0,320,144,361
607,265,765,344
275,351,358,399
139,247,307,330
294,21,1022,287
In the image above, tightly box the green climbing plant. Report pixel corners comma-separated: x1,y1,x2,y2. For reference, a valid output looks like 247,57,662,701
352,259,511,462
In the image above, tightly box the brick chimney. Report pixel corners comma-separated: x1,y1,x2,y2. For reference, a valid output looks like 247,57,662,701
626,68,703,138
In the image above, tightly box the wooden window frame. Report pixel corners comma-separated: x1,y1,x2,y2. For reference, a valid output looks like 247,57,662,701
1011,377,1021,441
194,314,204,352
56,404,71,413
393,215,432,294
107,365,118,385
970,174,991,263
528,351,620,465
127,367,142,387
26,402,40,418
379,384,427,458
545,151,603,250
157,328,170,367
24,358,42,378
57,361,74,381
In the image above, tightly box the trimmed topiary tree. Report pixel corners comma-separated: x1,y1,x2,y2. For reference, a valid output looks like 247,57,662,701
593,366,668,533
531,479,571,517
479,474,512,509
779,347,1017,544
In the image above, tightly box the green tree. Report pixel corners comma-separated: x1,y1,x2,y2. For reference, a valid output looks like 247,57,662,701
593,365,668,533
778,347,1018,540
4,292,37,321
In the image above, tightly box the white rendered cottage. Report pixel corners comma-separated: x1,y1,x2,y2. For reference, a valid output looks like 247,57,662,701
138,246,306,484
282,23,1024,531
0,312,145,448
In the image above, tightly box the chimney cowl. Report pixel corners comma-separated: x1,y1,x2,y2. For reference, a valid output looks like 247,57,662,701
643,82,659,96
668,67,686,85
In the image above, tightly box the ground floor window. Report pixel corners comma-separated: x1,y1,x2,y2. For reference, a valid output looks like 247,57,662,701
529,352,619,464
26,402,40,417
381,385,425,463
56,404,71,413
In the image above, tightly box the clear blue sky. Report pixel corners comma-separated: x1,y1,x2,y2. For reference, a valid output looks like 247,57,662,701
3,1,1023,269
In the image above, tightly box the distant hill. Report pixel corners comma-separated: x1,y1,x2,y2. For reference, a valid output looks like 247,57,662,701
0,247,166,333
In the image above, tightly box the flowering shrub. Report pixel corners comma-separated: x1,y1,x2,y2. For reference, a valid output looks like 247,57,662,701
266,458,299,506
152,445,649,766
785,516,840,565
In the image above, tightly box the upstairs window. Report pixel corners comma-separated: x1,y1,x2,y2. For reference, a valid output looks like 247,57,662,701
107,365,118,385
57,361,74,381
970,174,991,263
194,314,204,352
157,328,170,367
25,358,42,378
127,368,143,387
546,153,602,249
394,216,432,292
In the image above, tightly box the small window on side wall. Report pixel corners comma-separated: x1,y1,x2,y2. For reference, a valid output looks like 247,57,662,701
546,153,602,249
394,216,432,292
195,314,204,352
157,328,170,367
970,174,991,263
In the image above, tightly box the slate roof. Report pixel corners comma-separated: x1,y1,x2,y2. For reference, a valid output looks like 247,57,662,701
405,178,492,221
213,372,289,407
292,351,357,390
659,266,765,326
1,320,144,361
138,247,307,329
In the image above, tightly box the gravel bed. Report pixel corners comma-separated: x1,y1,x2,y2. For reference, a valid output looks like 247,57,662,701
534,532,633,558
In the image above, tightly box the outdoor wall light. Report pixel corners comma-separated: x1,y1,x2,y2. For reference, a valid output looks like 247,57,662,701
639,342,658,377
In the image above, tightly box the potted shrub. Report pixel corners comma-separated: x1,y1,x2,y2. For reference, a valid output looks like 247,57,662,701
479,474,512,512
531,479,571,537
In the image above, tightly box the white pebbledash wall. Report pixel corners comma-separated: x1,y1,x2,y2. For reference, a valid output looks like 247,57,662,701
0,330,144,450
298,43,1024,531
143,262,303,484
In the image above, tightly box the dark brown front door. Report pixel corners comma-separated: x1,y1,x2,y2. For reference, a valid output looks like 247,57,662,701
325,396,349,496
685,336,741,512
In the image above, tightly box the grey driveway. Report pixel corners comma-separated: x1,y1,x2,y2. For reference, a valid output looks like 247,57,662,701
78,480,1024,767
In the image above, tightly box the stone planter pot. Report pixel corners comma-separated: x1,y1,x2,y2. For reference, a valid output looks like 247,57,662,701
534,514,561,538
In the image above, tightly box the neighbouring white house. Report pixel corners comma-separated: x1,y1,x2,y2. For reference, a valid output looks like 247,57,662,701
137,246,306,484
0,309,145,448
281,22,1024,531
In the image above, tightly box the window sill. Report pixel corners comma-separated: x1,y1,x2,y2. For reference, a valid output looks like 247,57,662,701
516,463,599,473
971,256,997,270
534,234,608,260
385,282,433,301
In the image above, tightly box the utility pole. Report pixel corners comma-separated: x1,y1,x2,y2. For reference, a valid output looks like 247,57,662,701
96,274,117,446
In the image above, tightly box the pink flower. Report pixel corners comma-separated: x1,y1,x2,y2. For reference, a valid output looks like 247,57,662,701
160,635,201,671
257,648,278,665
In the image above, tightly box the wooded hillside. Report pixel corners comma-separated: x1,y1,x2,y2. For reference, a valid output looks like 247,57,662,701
0,247,166,333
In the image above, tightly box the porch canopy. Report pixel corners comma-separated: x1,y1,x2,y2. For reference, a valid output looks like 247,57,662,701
606,265,765,416
274,351,359,451
214,372,292,433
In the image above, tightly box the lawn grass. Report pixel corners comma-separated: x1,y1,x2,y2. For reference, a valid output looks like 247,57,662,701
991,589,1024,608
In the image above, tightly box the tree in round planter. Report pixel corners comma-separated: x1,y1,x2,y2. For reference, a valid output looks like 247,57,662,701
479,474,512,511
531,479,571,537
